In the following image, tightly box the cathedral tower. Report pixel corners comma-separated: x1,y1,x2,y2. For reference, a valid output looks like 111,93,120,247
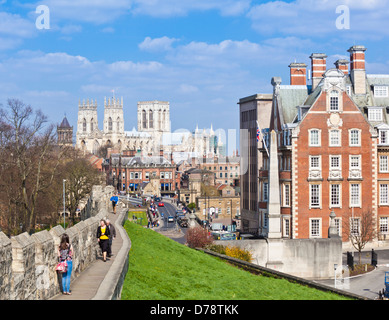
76,99,98,151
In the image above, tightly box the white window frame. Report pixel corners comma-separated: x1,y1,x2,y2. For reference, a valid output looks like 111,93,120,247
349,155,361,169
309,218,322,238
329,129,341,147
309,184,321,209
263,182,269,202
380,217,389,234
349,129,361,146
329,90,339,111
368,108,383,122
330,155,341,170
309,129,321,147
330,183,341,208
309,155,321,170
380,184,389,205
374,85,388,98
350,218,360,236
283,217,290,238
379,130,389,145
350,183,361,208
380,155,389,173
283,184,290,207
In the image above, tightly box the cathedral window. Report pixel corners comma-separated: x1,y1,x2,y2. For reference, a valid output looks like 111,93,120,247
108,117,113,131
83,118,86,132
149,110,153,128
143,110,147,129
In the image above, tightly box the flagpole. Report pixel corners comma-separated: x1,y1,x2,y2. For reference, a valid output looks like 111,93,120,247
256,120,269,157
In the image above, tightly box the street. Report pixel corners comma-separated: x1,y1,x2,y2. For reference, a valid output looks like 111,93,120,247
314,249,389,300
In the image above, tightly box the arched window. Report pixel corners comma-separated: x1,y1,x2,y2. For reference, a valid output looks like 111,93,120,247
149,110,153,129
142,110,147,129
330,90,339,111
117,117,120,132
83,118,87,132
108,117,113,131
90,118,94,132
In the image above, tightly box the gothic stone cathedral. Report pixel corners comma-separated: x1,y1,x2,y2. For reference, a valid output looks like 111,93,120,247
75,97,223,159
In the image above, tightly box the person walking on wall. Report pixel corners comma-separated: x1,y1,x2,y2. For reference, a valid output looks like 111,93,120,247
97,219,110,262
106,218,116,258
58,233,73,295
110,193,119,214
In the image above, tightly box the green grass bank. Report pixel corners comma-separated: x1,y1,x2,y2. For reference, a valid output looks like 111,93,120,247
121,221,351,300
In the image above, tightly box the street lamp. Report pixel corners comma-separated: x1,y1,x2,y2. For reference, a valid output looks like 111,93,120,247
63,179,66,229
334,264,338,288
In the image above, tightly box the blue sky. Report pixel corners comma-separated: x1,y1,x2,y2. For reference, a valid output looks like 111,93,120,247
1,0,389,140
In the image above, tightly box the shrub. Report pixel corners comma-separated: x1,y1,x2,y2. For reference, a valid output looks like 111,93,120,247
225,246,253,263
205,244,226,255
186,226,214,248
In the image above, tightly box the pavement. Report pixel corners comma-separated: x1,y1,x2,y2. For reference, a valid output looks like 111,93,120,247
51,205,126,300
314,248,389,300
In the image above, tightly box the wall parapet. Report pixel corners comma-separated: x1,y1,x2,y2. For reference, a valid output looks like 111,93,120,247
0,185,115,300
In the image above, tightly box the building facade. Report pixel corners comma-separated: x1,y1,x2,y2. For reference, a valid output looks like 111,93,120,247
238,94,273,234
241,45,389,243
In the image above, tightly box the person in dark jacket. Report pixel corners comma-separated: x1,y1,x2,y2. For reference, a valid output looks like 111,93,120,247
106,218,116,257
96,219,110,262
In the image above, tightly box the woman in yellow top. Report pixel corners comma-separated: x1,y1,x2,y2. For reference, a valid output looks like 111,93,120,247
97,219,111,262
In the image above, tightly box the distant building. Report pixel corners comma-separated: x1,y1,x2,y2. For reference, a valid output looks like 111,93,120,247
75,98,224,158
57,115,73,146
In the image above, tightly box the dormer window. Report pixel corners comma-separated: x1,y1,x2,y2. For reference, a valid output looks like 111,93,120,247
330,90,339,111
368,108,383,122
374,86,388,98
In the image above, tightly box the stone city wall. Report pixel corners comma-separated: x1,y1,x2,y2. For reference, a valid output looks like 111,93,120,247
0,185,115,300
217,237,342,279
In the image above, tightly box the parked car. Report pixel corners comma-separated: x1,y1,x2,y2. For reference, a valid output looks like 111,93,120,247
211,231,237,241
158,202,164,207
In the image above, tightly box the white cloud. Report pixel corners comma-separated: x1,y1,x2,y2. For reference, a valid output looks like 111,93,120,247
34,0,133,24
131,0,251,17
247,0,389,39
139,36,179,52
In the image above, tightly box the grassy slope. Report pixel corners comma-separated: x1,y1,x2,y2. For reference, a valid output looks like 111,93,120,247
121,221,350,300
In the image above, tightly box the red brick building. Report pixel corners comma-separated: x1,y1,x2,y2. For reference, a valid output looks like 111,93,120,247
242,45,389,243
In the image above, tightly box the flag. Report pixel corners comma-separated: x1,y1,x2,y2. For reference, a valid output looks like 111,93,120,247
256,120,269,157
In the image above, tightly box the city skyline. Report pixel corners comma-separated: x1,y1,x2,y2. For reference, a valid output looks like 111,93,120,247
1,1,389,136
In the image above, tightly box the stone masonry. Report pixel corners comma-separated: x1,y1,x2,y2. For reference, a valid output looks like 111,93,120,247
0,185,115,300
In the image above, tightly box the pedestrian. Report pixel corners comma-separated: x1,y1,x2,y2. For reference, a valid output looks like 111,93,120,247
58,233,73,295
106,219,116,258
97,219,110,262
110,193,119,214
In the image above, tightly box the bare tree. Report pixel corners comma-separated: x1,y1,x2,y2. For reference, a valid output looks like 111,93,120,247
343,208,377,265
62,149,102,224
0,99,66,234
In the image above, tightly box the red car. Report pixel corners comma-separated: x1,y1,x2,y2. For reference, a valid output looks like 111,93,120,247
158,202,164,207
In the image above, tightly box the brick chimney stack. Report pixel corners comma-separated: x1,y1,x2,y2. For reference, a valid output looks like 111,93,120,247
288,63,307,85
310,53,327,90
334,59,349,75
348,45,367,95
